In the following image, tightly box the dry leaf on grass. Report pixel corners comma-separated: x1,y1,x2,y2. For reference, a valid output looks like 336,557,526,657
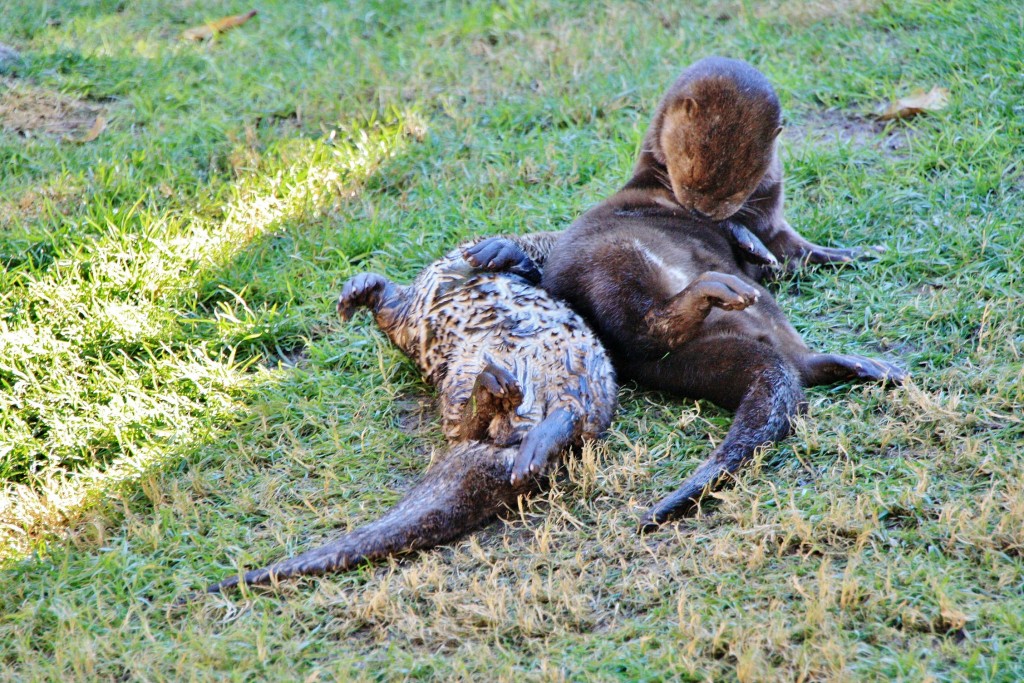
876,86,950,120
76,115,106,143
182,10,258,41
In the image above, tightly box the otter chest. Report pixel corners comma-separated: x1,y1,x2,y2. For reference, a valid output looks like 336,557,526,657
417,274,544,379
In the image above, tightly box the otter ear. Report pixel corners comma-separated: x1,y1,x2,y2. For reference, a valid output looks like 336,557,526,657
679,97,699,120
667,96,699,121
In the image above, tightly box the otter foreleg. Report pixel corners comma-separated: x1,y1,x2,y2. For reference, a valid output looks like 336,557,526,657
456,359,525,442
462,237,542,284
765,222,867,269
740,180,873,269
337,272,401,321
645,272,760,348
727,223,778,269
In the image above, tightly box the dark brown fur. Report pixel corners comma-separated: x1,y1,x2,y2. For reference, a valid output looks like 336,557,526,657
536,194,905,531
198,236,616,596
634,56,864,267
527,61,907,529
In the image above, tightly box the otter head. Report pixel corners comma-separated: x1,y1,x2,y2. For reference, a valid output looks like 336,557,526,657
654,62,782,222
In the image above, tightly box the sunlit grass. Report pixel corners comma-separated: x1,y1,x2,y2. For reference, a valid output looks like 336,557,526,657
0,107,415,556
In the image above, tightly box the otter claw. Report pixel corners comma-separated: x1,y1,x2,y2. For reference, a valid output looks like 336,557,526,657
337,273,389,321
463,238,542,285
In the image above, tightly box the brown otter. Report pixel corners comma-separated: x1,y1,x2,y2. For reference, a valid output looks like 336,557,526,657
635,56,866,268
458,57,901,530
200,235,616,595
469,59,907,529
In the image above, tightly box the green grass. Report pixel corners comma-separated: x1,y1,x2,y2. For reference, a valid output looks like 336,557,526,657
1,0,1022,680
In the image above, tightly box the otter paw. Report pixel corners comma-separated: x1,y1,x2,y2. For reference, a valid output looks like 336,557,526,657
845,355,909,386
511,440,552,486
695,272,760,311
337,273,389,321
779,239,885,272
727,223,779,268
476,362,524,406
807,353,909,387
462,238,541,284
510,408,576,485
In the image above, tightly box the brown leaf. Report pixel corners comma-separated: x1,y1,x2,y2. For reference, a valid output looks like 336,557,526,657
18,191,37,210
182,10,258,41
76,114,106,143
876,86,950,121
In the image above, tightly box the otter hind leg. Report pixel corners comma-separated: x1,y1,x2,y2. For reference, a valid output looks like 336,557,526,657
797,352,908,388
510,408,578,485
457,360,525,441
646,272,760,347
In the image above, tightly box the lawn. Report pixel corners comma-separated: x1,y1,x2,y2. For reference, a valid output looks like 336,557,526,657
1,0,1022,680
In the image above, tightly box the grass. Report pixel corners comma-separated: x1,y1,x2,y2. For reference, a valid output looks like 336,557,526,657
1,0,1022,679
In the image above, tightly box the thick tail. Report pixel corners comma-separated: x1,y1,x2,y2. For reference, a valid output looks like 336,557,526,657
639,358,804,533
204,441,524,595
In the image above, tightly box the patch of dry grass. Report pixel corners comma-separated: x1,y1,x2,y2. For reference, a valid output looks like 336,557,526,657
0,76,104,139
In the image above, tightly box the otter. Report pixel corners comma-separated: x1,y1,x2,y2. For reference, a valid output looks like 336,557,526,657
539,208,904,531
635,56,865,268
469,58,907,531
200,235,616,595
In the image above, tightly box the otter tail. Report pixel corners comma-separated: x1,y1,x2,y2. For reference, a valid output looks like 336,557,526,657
204,441,523,595
639,357,804,533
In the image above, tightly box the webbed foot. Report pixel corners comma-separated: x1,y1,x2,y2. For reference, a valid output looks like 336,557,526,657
511,408,577,485
799,352,908,387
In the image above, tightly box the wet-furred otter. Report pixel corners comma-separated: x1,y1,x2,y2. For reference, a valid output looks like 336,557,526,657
201,235,616,594
636,56,867,268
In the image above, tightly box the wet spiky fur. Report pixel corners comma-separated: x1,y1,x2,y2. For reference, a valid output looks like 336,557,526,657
202,235,616,595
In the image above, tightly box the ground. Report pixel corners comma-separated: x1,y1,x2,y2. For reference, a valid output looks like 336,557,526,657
1,0,1022,680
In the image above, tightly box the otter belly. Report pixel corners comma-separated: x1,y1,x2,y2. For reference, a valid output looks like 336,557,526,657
632,238,697,297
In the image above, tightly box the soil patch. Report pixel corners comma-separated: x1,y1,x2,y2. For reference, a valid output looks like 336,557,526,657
394,392,438,437
0,77,104,139
786,108,917,159
0,180,83,229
